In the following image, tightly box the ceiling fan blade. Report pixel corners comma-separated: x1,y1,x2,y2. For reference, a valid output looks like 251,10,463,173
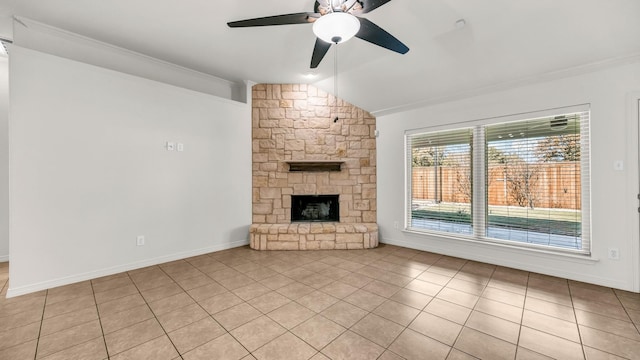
355,17,409,54
353,0,392,14
311,38,332,68
228,12,318,27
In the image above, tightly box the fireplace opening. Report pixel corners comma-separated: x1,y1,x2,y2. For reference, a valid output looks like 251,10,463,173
291,195,339,222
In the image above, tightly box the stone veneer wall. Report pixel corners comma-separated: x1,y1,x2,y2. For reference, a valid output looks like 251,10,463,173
250,84,378,250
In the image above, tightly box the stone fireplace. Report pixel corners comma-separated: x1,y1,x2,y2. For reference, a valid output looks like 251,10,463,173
249,84,378,250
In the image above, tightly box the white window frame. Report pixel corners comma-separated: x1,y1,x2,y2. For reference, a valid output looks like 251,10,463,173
405,104,591,256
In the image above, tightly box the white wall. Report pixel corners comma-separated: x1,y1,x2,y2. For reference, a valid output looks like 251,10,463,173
0,57,8,262
377,61,640,292
13,18,244,102
7,46,251,296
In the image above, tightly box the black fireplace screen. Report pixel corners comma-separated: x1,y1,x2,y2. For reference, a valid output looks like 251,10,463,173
291,195,339,222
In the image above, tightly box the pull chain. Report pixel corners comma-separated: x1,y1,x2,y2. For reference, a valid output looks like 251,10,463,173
333,43,339,122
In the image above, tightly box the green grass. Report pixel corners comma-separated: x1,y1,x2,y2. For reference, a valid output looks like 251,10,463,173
411,209,581,237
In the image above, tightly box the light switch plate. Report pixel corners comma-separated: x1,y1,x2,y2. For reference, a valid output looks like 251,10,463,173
177,143,184,152
167,142,175,151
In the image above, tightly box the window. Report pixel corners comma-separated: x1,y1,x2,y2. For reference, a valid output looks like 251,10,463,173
406,108,590,255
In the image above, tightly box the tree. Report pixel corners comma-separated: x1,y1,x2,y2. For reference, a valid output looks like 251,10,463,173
505,158,540,209
535,134,580,162
412,147,448,167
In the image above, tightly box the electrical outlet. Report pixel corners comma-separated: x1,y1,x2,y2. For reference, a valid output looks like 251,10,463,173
394,221,399,229
166,142,175,151
177,143,184,152
608,247,619,260
137,235,145,246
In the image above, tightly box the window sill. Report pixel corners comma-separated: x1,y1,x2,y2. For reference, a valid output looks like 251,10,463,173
401,228,600,264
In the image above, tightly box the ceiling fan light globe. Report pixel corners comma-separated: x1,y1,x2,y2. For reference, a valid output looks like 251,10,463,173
312,12,360,44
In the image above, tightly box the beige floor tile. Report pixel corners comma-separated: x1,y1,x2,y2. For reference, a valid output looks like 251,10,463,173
423,298,472,325
352,313,404,347
409,311,462,346
36,320,103,358
322,330,384,360
299,273,339,289
524,296,575,322
362,280,402,298
247,291,291,313
132,273,175,291
0,339,37,360
148,292,195,316
571,286,620,306
296,291,339,313
446,278,486,296
519,326,584,360
40,306,99,336
232,282,272,301
436,288,479,309
110,335,178,360
378,350,405,360
454,327,517,360
487,278,527,296
175,274,216,291
579,325,640,360
182,333,249,360
339,272,374,288
583,346,627,360
199,291,244,315
320,281,359,299
253,332,317,360
0,308,43,332
43,294,94,319
187,282,227,302
213,303,262,330
91,276,134,294
104,318,165,356
168,317,226,354
230,315,286,352
522,309,581,342
138,282,183,303
321,301,368,328
482,286,525,307
94,284,139,304
389,328,451,360
405,279,443,297
39,338,107,360
0,296,46,318
217,274,256,290
389,288,432,310
156,303,209,332
46,282,93,305
575,309,640,341
259,274,295,291
475,297,523,323
97,294,146,316
465,311,520,344
447,349,479,360
515,347,555,359
343,289,387,311
416,270,452,286
100,304,154,334
373,299,420,326
292,315,346,350
376,272,413,287
267,301,315,329
275,282,315,300
526,287,573,307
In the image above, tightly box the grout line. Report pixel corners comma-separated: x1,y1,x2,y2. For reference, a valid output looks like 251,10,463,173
31,289,48,360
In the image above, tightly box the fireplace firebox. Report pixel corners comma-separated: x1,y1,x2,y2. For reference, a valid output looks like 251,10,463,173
291,195,339,222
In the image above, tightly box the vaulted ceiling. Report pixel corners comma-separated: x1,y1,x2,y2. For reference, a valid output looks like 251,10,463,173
0,0,639,114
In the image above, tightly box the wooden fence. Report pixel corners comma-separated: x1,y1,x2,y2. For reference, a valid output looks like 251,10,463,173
412,162,581,209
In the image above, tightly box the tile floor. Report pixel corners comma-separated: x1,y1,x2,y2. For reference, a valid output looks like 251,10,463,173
0,244,639,360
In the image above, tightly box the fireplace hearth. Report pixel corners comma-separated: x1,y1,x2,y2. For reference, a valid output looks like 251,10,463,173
291,195,339,222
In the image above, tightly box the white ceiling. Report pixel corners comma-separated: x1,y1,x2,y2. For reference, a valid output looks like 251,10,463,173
0,0,639,114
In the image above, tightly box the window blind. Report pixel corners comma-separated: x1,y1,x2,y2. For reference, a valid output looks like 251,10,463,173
406,128,473,235
483,111,590,254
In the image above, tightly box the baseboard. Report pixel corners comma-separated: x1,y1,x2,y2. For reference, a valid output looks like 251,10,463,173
380,237,633,292
6,239,249,298
0,255,8,262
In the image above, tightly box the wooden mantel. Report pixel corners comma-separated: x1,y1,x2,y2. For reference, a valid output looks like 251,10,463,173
285,160,343,172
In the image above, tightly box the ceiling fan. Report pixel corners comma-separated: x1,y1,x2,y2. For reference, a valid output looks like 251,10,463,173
227,0,409,68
